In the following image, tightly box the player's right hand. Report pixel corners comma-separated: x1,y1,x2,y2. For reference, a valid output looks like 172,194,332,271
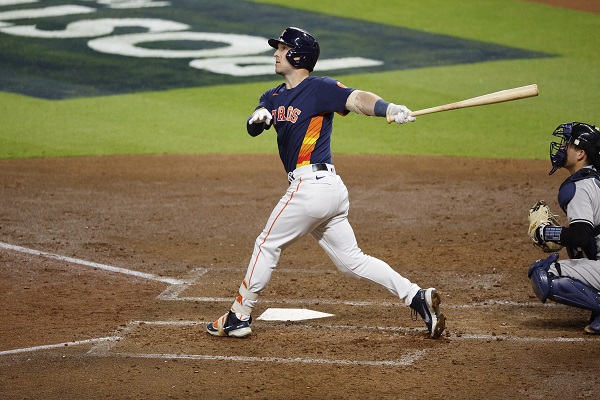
249,108,272,125
387,103,416,124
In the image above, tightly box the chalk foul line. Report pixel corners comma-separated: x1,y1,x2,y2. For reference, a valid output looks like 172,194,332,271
0,337,117,356
110,350,426,367
0,241,183,285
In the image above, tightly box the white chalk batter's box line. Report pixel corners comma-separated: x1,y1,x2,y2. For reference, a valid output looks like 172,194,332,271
0,241,553,310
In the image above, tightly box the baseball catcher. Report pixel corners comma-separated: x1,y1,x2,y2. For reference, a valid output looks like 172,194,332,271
527,122,600,335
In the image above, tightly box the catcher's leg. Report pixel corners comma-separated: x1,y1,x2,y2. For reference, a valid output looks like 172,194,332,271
528,253,559,303
547,277,600,313
528,254,600,314
586,313,600,334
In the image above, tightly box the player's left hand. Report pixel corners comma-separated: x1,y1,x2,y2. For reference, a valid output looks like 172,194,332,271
528,200,563,253
387,103,416,124
249,108,272,125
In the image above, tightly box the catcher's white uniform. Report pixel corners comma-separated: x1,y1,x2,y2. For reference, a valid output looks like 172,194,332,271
548,169,600,290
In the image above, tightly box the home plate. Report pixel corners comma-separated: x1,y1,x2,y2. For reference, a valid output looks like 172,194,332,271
257,308,334,321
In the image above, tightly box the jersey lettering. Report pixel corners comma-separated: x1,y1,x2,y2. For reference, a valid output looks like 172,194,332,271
277,106,286,121
289,107,301,123
275,106,301,123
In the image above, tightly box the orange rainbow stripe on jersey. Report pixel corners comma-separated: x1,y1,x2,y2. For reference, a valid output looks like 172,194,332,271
295,116,323,168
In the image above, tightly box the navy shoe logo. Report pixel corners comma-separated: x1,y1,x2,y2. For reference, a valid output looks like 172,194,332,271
316,176,325,180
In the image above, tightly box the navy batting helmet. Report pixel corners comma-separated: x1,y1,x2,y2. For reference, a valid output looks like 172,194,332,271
268,27,320,72
549,121,600,175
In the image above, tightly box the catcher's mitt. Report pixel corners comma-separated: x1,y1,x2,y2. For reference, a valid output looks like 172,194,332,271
528,200,563,253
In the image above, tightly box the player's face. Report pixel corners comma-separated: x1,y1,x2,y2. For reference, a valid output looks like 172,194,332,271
563,143,585,172
274,43,294,75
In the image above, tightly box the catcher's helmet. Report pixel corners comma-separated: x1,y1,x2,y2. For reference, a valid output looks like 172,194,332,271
268,27,320,72
549,121,600,175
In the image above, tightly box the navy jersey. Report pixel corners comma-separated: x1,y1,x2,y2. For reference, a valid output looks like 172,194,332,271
256,76,354,173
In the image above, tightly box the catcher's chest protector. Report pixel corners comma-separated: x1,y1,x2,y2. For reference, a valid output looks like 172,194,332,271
558,168,600,260
558,168,600,212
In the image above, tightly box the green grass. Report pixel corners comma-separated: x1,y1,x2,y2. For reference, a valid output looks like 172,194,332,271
1,0,598,159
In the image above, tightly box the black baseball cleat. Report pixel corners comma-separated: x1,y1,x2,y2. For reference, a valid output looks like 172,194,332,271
584,312,600,335
410,288,446,339
207,310,252,338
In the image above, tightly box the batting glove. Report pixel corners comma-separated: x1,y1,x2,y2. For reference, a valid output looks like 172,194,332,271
387,103,416,124
249,108,272,125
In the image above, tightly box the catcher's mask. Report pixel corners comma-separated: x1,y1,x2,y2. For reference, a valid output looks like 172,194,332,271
549,121,600,175
268,27,320,72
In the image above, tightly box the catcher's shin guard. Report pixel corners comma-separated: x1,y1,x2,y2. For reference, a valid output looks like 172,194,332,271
547,277,600,314
529,254,600,313
528,253,559,302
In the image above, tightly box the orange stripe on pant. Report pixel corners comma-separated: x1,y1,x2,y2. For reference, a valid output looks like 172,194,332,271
247,178,303,285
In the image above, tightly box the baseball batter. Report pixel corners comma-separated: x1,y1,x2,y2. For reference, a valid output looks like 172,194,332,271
207,27,446,339
528,122,600,334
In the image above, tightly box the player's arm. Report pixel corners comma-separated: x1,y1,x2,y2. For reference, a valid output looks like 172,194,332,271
247,107,273,137
345,90,415,124
538,221,594,247
539,184,598,247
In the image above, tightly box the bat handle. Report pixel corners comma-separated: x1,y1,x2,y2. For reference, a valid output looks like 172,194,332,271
386,111,416,124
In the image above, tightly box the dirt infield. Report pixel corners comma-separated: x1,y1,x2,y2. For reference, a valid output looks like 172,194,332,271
527,0,600,14
1,153,599,399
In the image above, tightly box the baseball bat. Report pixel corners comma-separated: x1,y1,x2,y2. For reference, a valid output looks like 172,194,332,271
387,84,539,123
